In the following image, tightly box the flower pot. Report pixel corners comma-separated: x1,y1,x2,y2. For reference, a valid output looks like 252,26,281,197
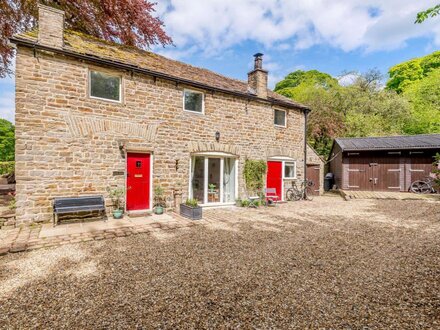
180,203,202,220
154,206,164,215
113,209,123,219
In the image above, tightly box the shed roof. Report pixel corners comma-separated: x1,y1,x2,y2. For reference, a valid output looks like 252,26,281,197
335,134,440,151
11,30,308,111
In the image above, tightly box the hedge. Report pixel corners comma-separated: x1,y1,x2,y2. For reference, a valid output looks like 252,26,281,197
0,161,15,175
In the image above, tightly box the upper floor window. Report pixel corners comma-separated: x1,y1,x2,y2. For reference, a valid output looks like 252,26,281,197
184,89,204,113
274,109,286,127
90,71,121,102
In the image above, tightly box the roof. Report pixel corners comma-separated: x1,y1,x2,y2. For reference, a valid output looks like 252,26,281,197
11,30,309,111
334,134,440,151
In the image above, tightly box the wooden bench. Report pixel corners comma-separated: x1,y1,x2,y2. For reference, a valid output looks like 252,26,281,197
53,195,106,226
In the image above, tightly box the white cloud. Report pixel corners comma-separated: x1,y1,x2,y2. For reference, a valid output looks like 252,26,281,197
0,91,15,124
159,0,440,54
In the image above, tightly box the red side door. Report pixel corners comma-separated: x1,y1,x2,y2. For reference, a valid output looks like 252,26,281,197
126,153,150,211
266,161,283,199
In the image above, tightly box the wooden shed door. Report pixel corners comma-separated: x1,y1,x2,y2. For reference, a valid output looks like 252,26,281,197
348,154,403,191
405,154,435,190
347,155,370,190
306,164,320,195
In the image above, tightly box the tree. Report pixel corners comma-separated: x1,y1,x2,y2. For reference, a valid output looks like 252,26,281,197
275,70,343,155
402,70,440,134
0,0,173,77
386,51,440,93
0,119,15,161
275,69,411,157
415,4,440,23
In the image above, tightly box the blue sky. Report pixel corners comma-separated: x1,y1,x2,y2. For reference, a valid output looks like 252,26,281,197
1,0,440,123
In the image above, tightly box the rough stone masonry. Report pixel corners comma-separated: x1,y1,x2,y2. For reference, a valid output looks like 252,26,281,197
12,4,308,225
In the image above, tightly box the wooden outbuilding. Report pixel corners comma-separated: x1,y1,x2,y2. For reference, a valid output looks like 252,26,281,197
328,134,440,192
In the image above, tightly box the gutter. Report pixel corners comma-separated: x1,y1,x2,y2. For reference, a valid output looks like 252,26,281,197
303,110,308,187
341,146,440,152
10,37,311,113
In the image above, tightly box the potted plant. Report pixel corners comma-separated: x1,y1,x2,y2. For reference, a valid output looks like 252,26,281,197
107,186,125,219
208,183,216,192
235,198,242,207
154,185,165,215
180,198,202,220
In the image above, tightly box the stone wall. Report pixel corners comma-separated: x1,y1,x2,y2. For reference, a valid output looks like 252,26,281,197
15,46,306,224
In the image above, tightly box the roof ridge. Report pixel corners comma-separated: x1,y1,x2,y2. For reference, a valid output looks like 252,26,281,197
65,30,252,86
12,28,309,110
336,133,440,140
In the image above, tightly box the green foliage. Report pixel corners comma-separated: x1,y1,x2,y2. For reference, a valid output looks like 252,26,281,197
275,69,411,157
0,119,15,161
415,4,440,23
0,161,14,175
387,51,440,93
243,160,267,191
402,70,440,134
432,153,440,190
106,186,125,210
185,198,199,208
154,185,165,207
9,197,16,210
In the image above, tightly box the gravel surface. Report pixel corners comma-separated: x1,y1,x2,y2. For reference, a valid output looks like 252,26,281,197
1,197,439,329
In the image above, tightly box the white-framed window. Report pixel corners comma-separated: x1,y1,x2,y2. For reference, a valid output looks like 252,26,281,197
183,89,204,114
284,161,296,179
274,109,286,127
89,70,121,102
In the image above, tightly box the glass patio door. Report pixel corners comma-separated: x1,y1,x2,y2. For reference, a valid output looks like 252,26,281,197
190,156,236,205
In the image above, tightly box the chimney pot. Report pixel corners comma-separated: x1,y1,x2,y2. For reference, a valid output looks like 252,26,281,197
248,53,268,99
253,53,264,69
38,4,65,48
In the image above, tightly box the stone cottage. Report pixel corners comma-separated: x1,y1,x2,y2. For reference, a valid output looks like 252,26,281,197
11,4,310,224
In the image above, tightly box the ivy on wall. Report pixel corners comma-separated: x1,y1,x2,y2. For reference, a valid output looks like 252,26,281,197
244,159,267,191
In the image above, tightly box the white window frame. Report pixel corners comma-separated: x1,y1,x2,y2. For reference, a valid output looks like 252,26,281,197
183,89,205,114
189,155,237,206
89,70,122,103
274,109,287,128
283,161,297,180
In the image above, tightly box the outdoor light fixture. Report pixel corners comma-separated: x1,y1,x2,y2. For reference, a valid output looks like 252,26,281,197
215,131,220,142
117,140,126,151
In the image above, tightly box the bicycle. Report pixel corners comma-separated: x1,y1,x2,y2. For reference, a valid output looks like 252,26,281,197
410,176,438,194
285,180,314,201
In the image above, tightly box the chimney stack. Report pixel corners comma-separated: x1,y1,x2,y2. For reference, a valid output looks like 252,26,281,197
248,53,268,99
38,4,65,48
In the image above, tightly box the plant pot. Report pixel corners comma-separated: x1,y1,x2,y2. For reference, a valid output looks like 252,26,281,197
154,206,164,215
113,209,123,219
180,203,202,220
235,200,242,207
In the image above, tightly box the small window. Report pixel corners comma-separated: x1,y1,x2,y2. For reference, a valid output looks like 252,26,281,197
284,162,296,179
184,90,204,113
90,71,121,102
274,109,286,127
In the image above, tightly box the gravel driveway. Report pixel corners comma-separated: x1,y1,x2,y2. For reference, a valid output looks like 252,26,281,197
1,196,439,329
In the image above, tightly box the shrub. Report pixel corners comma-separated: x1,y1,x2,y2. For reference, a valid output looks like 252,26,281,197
0,161,14,175
185,198,199,207
244,159,267,191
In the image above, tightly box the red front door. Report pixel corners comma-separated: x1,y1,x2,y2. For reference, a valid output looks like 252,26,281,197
126,153,150,210
266,161,283,199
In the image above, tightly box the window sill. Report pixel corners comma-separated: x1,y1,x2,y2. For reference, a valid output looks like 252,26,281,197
183,109,205,115
89,95,122,104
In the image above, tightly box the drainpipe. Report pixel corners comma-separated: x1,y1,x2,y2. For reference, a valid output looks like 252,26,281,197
303,110,308,192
